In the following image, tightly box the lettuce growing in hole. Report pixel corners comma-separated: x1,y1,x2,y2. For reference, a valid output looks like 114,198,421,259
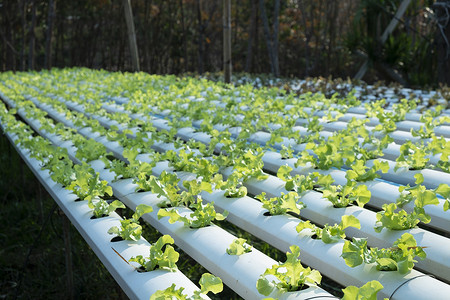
320,181,371,208
257,245,321,296
150,273,223,300
157,198,228,229
66,162,113,201
296,215,361,244
342,280,384,300
108,204,153,241
226,238,252,255
129,235,179,272
341,233,426,274
256,192,305,216
89,199,125,219
375,175,438,231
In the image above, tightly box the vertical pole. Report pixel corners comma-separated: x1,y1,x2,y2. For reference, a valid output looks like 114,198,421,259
45,0,56,69
433,1,450,85
62,212,74,300
223,0,232,83
123,0,140,72
28,0,37,70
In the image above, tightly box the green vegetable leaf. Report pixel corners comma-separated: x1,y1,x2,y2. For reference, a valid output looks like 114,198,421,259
342,280,384,300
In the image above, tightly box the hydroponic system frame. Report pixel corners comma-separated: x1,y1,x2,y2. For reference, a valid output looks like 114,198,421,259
0,68,449,300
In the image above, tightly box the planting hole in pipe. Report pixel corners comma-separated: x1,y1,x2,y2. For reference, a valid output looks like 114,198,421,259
110,236,124,242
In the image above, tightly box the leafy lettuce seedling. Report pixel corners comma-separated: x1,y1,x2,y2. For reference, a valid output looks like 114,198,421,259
277,165,333,195
108,204,153,241
342,280,384,300
279,144,294,159
129,235,179,272
157,198,228,228
345,159,389,182
89,199,125,218
376,175,438,231
226,238,252,255
150,273,223,300
256,192,305,216
435,183,450,211
341,233,426,274
109,147,155,181
66,163,113,201
233,148,269,181
395,141,429,171
296,215,361,244
256,245,321,296
321,181,371,208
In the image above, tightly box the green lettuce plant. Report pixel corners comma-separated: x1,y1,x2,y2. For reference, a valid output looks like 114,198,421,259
256,245,322,296
150,273,223,300
296,215,361,244
129,235,179,272
108,204,153,241
341,233,426,274
226,238,252,255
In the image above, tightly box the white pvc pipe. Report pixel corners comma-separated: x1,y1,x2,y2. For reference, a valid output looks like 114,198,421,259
0,127,204,300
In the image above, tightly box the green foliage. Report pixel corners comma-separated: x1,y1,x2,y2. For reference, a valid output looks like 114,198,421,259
346,159,389,182
226,238,252,255
296,215,361,244
277,165,333,194
157,198,228,228
48,156,75,187
376,174,438,231
296,142,343,170
66,163,113,201
233,148,268,181
435,183,450,211
395,141,429,171
150,273,223,300
256,192,305,216
427,135,450,173
109,147,155,181
342,280,384,300
279,144,295,159
89,199,125,218
108,204,153,241
134,171,185,206
320,181,371,208
129,235,179,272
256,245,322,296
341,233,426,274
73,136,110,162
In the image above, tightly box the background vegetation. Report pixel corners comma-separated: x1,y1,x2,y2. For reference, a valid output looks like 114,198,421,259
1,0,448,87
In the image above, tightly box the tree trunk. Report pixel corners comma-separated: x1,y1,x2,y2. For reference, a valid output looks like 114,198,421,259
180,0,188,72
196,0,205,74
259,0,279,76
433,1,450,85
28,0,37,70
123,0,140,72
272,0,280,76
245,0,257,72
297,0,311,76
21,0,27,71
45,0,56,69
223,0,232,83
259,0,275,74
